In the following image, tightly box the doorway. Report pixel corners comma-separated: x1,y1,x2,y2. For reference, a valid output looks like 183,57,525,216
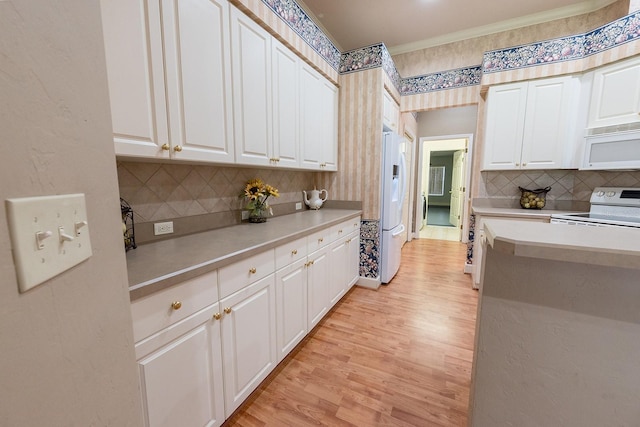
415,136,472,242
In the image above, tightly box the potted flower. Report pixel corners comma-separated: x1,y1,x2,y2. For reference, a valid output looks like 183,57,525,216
240,178,279,223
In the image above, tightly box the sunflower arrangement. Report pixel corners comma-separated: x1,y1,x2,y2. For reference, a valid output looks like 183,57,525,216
241,178,280,221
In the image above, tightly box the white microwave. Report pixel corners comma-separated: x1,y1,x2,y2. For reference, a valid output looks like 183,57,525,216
582,129,640,170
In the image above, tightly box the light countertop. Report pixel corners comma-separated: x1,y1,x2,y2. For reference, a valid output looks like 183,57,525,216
484,219,640,270
126,209,362,300
471,197,588,219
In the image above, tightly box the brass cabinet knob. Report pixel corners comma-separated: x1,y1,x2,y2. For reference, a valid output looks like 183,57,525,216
318,238,323,243
224,307,232,314
213,312,221,320
249,267,257,274
171,301,182,310
522,162,527,166
338,229,343,234
291,249,298,255
161,143,170,151
174,145,183,152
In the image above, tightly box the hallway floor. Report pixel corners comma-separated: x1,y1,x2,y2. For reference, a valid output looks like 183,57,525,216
419,225,461,241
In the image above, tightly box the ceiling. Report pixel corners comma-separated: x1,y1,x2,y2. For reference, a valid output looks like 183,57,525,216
297,0,618,54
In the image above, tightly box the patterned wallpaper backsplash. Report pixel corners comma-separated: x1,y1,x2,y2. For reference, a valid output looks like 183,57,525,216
117,161,316,223
480,169,640,202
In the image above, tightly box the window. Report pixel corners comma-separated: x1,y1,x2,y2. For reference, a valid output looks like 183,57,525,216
428,166,445,196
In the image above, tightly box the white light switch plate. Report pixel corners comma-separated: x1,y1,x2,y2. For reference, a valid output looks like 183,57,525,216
6,193,92,292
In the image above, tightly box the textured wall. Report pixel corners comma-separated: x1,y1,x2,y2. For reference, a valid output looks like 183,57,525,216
0,1,142,425
319,68,384,220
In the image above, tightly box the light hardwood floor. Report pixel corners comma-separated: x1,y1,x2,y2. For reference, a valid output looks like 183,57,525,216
224,239,478,427
418,225,461,242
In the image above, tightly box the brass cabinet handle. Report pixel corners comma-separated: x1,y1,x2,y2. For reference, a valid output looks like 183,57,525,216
338,229,343,234
318,238,323,243
249,267,257,274
224,307,232,314
213,313,221,320
291,249,298,255
173,145,183,152
171,301,182,310
161,143,170,151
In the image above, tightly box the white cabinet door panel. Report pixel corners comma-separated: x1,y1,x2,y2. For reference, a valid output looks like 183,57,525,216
300,64,323,169
588,57,640,129
307,247,330,329
137,304,225,427
101,0,169,159
521,77,572,169
275,258,307,362
220,274,276,415
231,6,272,166
162,0,235,163
483,82,527,170
272,39,300,168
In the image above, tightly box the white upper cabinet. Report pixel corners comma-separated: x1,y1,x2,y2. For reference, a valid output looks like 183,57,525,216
300,63,338,171
271,39,300,168
483,76,578,170
230,5,273,166
101,0,235,163
100,0,169,159
163,0,235,163
588,56,640,129
383,90,400,132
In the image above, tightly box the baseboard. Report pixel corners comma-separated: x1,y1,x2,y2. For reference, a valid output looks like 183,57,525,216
356,275,381,290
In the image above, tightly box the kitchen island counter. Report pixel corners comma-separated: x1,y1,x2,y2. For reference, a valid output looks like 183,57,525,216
483,219,640,269
470,219,640,426
126,209,362,300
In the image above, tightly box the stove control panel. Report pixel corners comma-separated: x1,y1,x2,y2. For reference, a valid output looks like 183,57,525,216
590,187,640,207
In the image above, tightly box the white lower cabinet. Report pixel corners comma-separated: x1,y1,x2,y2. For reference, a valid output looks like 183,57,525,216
131,216,361,426
329,237,349,306
135,304,225,427
275,258,308,362
347,232,361,288
219,274,277,415
307,245,331,330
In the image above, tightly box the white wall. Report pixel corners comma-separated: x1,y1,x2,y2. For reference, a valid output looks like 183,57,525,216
0,2,142,425
417,105,479,137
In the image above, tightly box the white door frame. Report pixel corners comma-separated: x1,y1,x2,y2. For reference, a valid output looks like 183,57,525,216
414,134,474,243
402,129,416,243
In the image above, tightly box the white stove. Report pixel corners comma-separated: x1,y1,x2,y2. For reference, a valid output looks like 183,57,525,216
551,187,640,228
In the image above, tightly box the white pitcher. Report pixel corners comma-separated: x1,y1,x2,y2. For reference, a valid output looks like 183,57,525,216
303,188,328,210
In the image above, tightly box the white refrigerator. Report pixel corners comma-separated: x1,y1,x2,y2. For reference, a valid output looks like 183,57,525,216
380,131,406,284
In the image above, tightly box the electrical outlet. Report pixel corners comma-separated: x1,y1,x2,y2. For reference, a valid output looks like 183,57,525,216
241,211,249,220
153,221,174,235
295,202,302,210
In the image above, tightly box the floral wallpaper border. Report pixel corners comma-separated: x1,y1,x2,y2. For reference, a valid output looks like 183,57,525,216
261,0,341,70
360,219,380,279
401,65,483,95
483,10,640,73
264,0,639,95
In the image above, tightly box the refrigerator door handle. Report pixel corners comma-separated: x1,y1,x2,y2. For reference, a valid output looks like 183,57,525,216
391,224,405,237
398,151,407,207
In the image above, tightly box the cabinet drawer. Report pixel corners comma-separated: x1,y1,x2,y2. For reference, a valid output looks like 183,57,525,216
219,249,275,299
275,237,307,270
331,217,361,242
130,270,219,343
307,228,332,252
